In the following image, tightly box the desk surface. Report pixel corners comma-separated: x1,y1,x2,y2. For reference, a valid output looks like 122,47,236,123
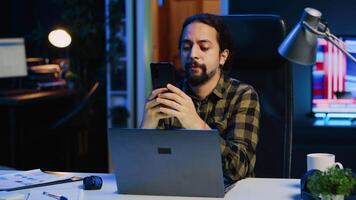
0,89,77,105
0,171,301,200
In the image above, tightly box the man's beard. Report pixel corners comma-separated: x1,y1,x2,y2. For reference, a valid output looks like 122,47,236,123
184,60,218,87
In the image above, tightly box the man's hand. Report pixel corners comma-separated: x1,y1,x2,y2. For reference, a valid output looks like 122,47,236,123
156,84,210,129
140,87,171,128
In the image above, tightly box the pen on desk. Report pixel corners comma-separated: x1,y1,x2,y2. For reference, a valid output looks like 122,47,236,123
25,193,30,200
42,191,68,200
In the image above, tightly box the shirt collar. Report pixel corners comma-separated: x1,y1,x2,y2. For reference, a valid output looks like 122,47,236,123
182,73,228,100
211,73,227,99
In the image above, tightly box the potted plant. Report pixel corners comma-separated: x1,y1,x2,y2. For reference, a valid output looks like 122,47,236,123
307,166,356,200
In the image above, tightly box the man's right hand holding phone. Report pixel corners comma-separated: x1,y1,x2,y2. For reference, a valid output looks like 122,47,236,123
140,87,171,128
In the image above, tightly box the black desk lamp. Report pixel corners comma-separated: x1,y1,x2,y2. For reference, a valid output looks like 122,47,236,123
48,28,74,88
278,7,356,65
48,28,72,67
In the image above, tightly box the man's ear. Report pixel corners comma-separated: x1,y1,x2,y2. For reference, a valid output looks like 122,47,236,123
219,49,229,66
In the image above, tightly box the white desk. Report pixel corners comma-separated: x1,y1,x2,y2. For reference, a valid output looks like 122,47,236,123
0,171,301,200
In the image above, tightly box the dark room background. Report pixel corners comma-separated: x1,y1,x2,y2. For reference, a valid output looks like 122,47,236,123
0,0,108,172
229,0,356,177
0,0,106,86
1,0,355,176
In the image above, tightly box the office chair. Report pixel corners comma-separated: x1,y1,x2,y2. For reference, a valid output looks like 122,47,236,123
221,15,293,178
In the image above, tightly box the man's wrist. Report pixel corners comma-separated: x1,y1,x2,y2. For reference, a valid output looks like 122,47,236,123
200,120,211,130
140,118,158,129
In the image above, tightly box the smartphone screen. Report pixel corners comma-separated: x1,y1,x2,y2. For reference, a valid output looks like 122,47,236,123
150,62,176,90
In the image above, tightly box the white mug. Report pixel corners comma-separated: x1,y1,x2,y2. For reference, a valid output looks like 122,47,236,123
307,153,343,171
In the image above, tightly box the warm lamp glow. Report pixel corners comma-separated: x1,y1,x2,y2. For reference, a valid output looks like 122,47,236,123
48,29,72,48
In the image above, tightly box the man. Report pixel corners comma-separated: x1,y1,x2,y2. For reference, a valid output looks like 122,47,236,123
141,13,260,185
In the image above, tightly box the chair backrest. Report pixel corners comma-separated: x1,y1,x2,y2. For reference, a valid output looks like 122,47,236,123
221,15,293,178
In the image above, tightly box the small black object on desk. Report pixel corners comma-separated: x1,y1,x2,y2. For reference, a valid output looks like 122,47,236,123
83,176,103,190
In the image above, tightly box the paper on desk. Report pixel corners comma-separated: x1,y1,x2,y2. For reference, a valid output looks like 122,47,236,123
0,169,72,190
27,189,83,200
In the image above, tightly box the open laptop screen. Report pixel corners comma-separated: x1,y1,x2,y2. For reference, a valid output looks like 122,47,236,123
0,38,28,78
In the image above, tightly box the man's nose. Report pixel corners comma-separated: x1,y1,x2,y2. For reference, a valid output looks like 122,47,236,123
189,45,199,59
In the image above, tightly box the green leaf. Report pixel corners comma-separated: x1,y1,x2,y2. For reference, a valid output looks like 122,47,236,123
307,166,356,196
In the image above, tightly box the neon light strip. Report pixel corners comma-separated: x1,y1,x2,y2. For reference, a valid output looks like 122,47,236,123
345,40,356,53
338,46,343,91
345,75,356,82
315,113,327,118
313,99,354,104
327,113,356,118
328,41,332,99
333,44,338,93
314,113,356,118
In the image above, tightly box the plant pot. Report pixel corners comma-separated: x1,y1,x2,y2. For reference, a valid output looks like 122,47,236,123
321,195,344,200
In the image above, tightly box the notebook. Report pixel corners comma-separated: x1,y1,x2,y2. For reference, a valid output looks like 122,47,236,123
108,128,225,197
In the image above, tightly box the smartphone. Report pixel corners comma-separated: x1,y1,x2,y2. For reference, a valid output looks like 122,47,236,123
150,62,176,90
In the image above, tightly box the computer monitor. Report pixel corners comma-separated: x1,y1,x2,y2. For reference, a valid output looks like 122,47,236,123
0,38,28,78
312,36,356,115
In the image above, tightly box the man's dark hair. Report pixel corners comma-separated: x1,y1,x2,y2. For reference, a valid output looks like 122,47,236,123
178,13,233,70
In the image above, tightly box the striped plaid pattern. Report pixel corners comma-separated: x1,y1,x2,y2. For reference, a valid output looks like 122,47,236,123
158,74,260,184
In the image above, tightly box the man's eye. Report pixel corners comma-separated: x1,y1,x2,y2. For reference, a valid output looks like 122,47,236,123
182,45,191,50
200,46,209,51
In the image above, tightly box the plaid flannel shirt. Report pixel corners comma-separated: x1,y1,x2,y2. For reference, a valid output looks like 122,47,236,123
158,74,260,184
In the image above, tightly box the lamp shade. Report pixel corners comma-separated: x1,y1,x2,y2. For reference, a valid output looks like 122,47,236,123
48,29,72,48
278,8,322,65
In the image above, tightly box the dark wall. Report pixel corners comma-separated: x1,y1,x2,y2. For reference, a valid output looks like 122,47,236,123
0,0,64,56
0,0,63,34
229,0,356,34
0,0,11,37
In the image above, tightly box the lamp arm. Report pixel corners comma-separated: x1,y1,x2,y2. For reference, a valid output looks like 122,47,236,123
302,21,326,36
324,32,356,63
302,21,356,63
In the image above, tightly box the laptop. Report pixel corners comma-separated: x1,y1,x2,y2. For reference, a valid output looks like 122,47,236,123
108,128,225,197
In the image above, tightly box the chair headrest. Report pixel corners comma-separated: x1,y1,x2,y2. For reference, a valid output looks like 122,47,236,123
221,15,287,67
